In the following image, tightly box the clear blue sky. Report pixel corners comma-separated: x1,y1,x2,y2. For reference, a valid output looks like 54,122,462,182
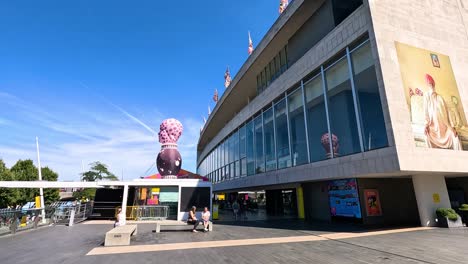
0,1,280,180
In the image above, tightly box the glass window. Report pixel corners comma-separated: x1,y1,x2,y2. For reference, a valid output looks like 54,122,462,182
266,65,271,86
275,99,291,169
275,54,281,76
326,57,361,156
233,130,239,161
239,125,246,158
288,89,308,166
305,75,330,162
235,160,240,178
228,135,234,164
246,120,255,175
230,163,235,179
224,140,229,166
263,107,276,171
254,115,265,173
351,42,388,150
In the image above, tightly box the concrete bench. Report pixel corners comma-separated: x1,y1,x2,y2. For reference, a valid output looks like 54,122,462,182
104,225,138,246
155,220,213,233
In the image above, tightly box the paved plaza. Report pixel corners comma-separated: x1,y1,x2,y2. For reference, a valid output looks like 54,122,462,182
0,220,467,264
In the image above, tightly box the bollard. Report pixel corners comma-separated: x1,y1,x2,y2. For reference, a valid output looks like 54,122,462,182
68,208,75,226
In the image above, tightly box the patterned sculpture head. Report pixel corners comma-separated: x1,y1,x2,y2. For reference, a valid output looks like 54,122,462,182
158,118,183,144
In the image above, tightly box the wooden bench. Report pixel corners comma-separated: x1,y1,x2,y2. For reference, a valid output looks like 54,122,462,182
155,220,213,233
104,225,138,246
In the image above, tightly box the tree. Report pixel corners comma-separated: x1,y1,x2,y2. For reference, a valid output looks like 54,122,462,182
72,188,96,201
41,167,60,204
0,159,18,208
81,162,118,181
9,160,60,206
10,159,38,205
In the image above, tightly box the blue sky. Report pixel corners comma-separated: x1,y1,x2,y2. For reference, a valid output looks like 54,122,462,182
0,1,280,180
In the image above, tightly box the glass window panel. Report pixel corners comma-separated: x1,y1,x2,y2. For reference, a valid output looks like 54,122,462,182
326,57,361,156
230,163,235,179
229,135,234,163
263,107,276,171
275,99,291,168
351,42,388,151
239,125,246,158
235,160,240,178
288,89,308,166
246,120,255,175
254,115,265,173
275,54,281,76
266,65,271,86
240,158,247,176
304,75,331,162
233,130,239,161
261,70,266,91
224,140,229,166
257,75,261,91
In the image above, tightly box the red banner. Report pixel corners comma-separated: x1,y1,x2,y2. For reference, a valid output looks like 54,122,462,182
364,189,382,216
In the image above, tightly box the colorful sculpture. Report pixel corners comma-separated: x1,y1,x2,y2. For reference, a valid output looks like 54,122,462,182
321,133,339,158
156,118,183,179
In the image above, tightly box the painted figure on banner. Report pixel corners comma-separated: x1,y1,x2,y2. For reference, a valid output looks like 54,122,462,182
423,74,462,150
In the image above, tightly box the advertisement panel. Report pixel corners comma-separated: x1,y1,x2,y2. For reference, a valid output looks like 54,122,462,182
395,42,468,150
328,178,361,218
364,189,382,217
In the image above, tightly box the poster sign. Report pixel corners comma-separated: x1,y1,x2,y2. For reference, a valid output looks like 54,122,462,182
395,42,467,150
433,193,440,204
328,179,362,218
364,189,382,217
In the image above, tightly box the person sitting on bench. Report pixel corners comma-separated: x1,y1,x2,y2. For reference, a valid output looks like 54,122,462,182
201,207,211,232
187,206,199,233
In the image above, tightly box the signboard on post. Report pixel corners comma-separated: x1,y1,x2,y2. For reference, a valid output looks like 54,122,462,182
364,189,382,217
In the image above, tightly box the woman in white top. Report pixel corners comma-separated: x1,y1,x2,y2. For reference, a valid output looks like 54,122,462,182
201,207,211,232
114,208,126,227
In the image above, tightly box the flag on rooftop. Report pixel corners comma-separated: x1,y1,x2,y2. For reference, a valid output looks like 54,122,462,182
224,67,232,88
203,116,207,124
279,0,289,14
208,105,211,116
248,31,254,55
213,89,219,103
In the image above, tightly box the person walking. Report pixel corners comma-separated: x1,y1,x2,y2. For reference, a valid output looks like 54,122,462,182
232,200,240,221
187,206,200,232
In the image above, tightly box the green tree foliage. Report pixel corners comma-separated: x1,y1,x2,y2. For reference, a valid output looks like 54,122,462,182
81,161,118,181
41,167,60,204
8,159,60,206
0,160,19,208
10,159,38,205
72,188,96,201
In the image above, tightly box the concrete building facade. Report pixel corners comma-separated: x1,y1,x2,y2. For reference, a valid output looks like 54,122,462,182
197,0,468,226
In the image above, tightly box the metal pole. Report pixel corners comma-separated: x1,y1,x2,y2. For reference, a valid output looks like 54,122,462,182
346,47,364,152
36,137,46,224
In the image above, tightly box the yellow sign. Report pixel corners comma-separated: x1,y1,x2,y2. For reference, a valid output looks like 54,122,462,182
433,193,440,204
212,204,219,220
152,188,160,193
35,196,41,208
217,194,225,201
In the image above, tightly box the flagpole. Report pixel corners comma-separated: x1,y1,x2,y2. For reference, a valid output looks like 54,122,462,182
36,137,46,224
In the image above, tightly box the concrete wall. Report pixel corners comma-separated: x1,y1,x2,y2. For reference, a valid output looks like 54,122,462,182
357,178,420,226
367,0,468,173
302,181,331,222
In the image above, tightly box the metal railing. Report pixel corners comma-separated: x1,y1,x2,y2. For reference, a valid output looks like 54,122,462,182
0,208,46,235
49,202,93,226
117,206,169,221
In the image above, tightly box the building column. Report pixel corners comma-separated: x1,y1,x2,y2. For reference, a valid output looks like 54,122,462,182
412,174,451,227
296,186,305,219
121,185,129,220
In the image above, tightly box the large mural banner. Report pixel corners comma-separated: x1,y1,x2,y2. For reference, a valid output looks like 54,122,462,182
395,42,468,150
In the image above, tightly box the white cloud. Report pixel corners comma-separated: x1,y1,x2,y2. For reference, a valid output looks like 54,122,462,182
0,93,202,181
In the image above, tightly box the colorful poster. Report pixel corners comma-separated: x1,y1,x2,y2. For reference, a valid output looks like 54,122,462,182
395,42,468,150
364,189,382,217
328,178,362,218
